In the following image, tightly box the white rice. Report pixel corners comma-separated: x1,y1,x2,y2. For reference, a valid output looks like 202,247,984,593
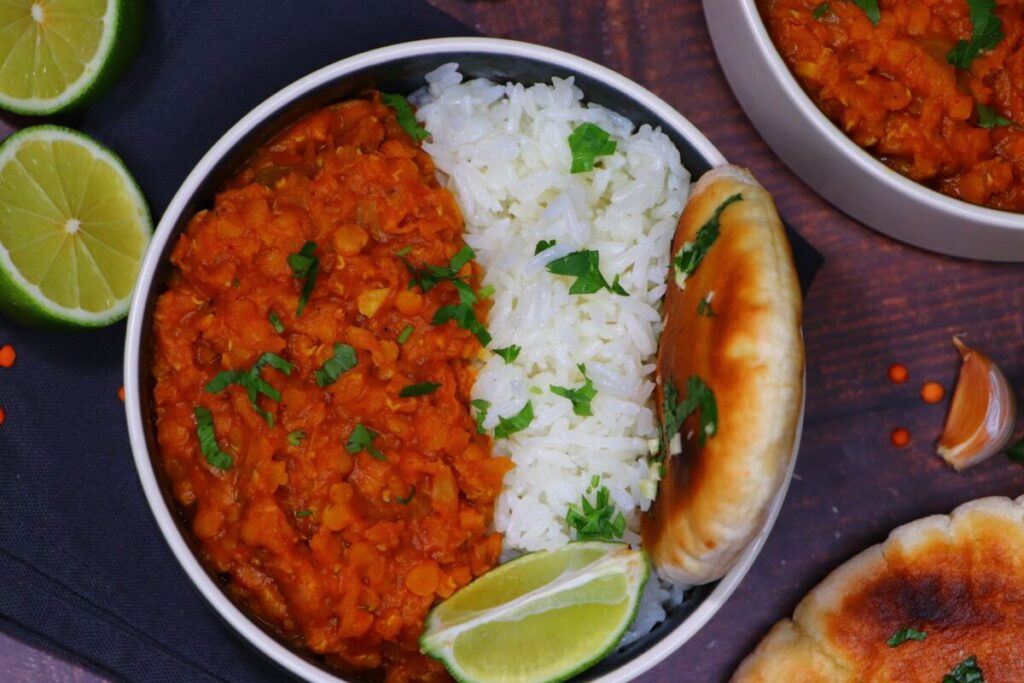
413,64,690,634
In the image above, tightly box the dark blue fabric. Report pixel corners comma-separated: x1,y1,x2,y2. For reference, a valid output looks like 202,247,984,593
0,2,822,682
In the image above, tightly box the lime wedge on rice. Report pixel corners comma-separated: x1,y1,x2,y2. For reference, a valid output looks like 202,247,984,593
0,0,142,115
421,542,649,683
0,125,150,327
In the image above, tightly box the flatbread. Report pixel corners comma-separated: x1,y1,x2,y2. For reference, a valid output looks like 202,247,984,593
642,165,804,585
733,496,1024,682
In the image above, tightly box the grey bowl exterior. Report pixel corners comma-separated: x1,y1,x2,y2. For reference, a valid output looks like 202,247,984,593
704,0,1024,261
123,37,801,682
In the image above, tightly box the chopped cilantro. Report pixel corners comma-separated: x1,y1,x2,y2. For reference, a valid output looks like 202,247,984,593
380,92,430,142
399,381,441,398
478,284,495,299
697,296,715,318
287,430,306,447
287,241,319,315
395,245,412,257
673,194,742,285
947,0,1003,70
471,399,490,434
397,324,414,344
402,245,475,293
205,352,294,426
1007,437,1024,466
943,656,984,683
887,627,927,647
977,103,1014,129
494,400,534,439
395,486,416,505
568,122,617,173
535,239,557,254
346,423,385,460
550,364,598,417
566,478,626,541
853,0,880,25
315,343,357,387
294,509,313,518
546,250,627,296
812,2,830,19
433,303,492,346
660,374,718,456
268,311,285,333
194,406,233,470
493,345,521,364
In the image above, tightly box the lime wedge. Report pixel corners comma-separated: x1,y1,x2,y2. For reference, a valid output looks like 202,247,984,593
0,125,150,327
421,542,649,683
0,0,142,115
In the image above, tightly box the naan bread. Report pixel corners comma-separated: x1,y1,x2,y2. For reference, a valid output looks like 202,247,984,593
734,496,1024,682
642,165,804,585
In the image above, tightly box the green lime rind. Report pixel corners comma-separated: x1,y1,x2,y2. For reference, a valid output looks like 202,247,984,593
0,125,151,328
0,0,145,116
420,542,650,683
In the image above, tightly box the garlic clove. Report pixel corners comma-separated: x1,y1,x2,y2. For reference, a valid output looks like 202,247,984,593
936,337,1017,471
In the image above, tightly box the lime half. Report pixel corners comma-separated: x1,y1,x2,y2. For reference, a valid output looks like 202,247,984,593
0,0,142,115
421,542,649,683
0,125,150,327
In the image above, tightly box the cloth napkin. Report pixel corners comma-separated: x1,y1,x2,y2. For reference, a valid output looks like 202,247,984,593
0,1,822,682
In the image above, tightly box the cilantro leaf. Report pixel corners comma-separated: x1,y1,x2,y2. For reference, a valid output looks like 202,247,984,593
204,352,294,426
294,509,313,518
346,423,385,460
494,345,521,364
853,0,880,25
287,241,319,316
287,430,306,447
568,123,617,173
315,343,357,387
471,399,490,434
812,2,830,19
395,486,416,505
947,0,1004,70
566,479,626,541
397,324,414,345
268,311,285,333
478,284,495,299
943,656,984,683
697,296,715,318
660,374,718,456
399,381,441,398
194,407,233,470
546,250,627,296
977,103,1014,129
673,194,742,286
433,303,492,346
402,245,475,293
535,239,557,254
887,627,927,647
1007,437,1024,466
550,364,598,416
495,400,534,439
380,92,430,142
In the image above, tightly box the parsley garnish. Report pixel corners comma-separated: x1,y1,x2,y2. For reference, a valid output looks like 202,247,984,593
1007,437,1024,465
977,104,1014,129
403,245,475,293
535,239,557,254
194,407,233,470
673,194,742,285
568,123,617,173
268,311,285,333
495,400,534,439
287,241,319,315
567,475,626,541
812,2,830,19
205,352,294,426
887,627,927,647
381,92,429,142
294,509,313,518
346,423,385,460
433,301,491,346
494,345,521,364
400,381,441,398
471,399,490,434
287,430,306,447
853,0,880,25
947,0,1003,70
395,486,416,505
546,250,627,296
397,324,414,344
660,375,718,455
943,656,984,683
697,296,715,318
551,364,597,417
315,343,357,387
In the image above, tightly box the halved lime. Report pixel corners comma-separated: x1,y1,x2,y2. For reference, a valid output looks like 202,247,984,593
0,125,150,327
421,542,650,683
0,0,143,115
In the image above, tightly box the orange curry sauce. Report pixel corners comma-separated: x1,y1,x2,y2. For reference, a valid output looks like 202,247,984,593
152,96,511,681
762,0,1024,211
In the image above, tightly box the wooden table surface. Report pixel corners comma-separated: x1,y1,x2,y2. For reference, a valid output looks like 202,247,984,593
3,0,1024,681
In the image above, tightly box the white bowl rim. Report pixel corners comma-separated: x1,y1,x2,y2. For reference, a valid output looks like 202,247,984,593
731,0,1024,229
123,35,800,683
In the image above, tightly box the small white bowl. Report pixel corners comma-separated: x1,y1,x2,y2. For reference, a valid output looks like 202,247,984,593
704,0,1024,261
123,37,801,682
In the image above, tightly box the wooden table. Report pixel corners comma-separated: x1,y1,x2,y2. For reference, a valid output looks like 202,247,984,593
4,1,1024,681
